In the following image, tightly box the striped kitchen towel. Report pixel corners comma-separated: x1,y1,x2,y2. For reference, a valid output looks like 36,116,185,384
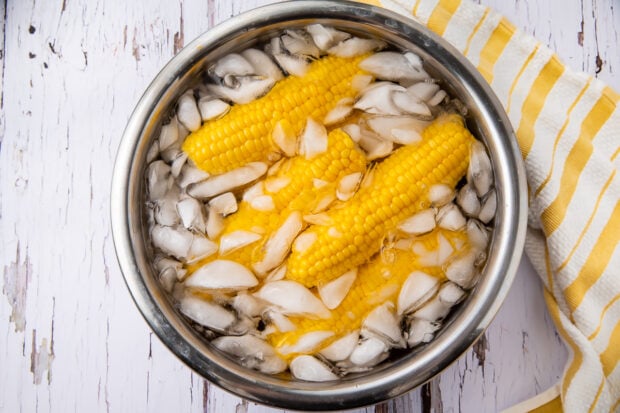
357,0,620,411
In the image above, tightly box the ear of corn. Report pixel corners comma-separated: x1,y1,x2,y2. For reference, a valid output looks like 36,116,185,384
268,228,466,357
268,128,366,211
185,128,366,273
182,55,369,174
285,114,475,288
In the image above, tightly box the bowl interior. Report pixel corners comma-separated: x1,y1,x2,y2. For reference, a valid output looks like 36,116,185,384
112,1,527,409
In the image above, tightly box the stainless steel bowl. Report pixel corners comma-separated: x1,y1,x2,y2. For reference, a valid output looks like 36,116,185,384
111,1,527,409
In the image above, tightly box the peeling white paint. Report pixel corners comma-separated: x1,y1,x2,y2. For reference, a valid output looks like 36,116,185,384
30,331,54,385
2,244,31,332
0,0,616,412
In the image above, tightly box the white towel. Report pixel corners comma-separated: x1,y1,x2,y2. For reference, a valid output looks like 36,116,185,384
358,0,620,411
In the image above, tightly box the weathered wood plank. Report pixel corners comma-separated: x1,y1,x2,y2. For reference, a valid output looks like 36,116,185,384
0,0,616,412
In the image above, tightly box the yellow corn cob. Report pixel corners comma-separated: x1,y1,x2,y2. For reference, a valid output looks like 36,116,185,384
269,230,468,355
182,55,368,174
285,114,475,288
266,128,367,211
185,128,367,273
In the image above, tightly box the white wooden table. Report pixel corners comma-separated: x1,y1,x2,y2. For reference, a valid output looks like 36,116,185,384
1,1,617,411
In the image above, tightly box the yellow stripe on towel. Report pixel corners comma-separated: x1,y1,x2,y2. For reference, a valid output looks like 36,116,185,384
541,91,618,236
554,170,616,273
476,18,514,84
564,201,620,313
426,0,461,35
515,56,565,158
534,78,592,198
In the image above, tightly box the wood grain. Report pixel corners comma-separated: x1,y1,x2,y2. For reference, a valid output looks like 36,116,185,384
0,1,617,412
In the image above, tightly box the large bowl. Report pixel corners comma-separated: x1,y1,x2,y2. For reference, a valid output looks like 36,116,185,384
111,1,527,410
